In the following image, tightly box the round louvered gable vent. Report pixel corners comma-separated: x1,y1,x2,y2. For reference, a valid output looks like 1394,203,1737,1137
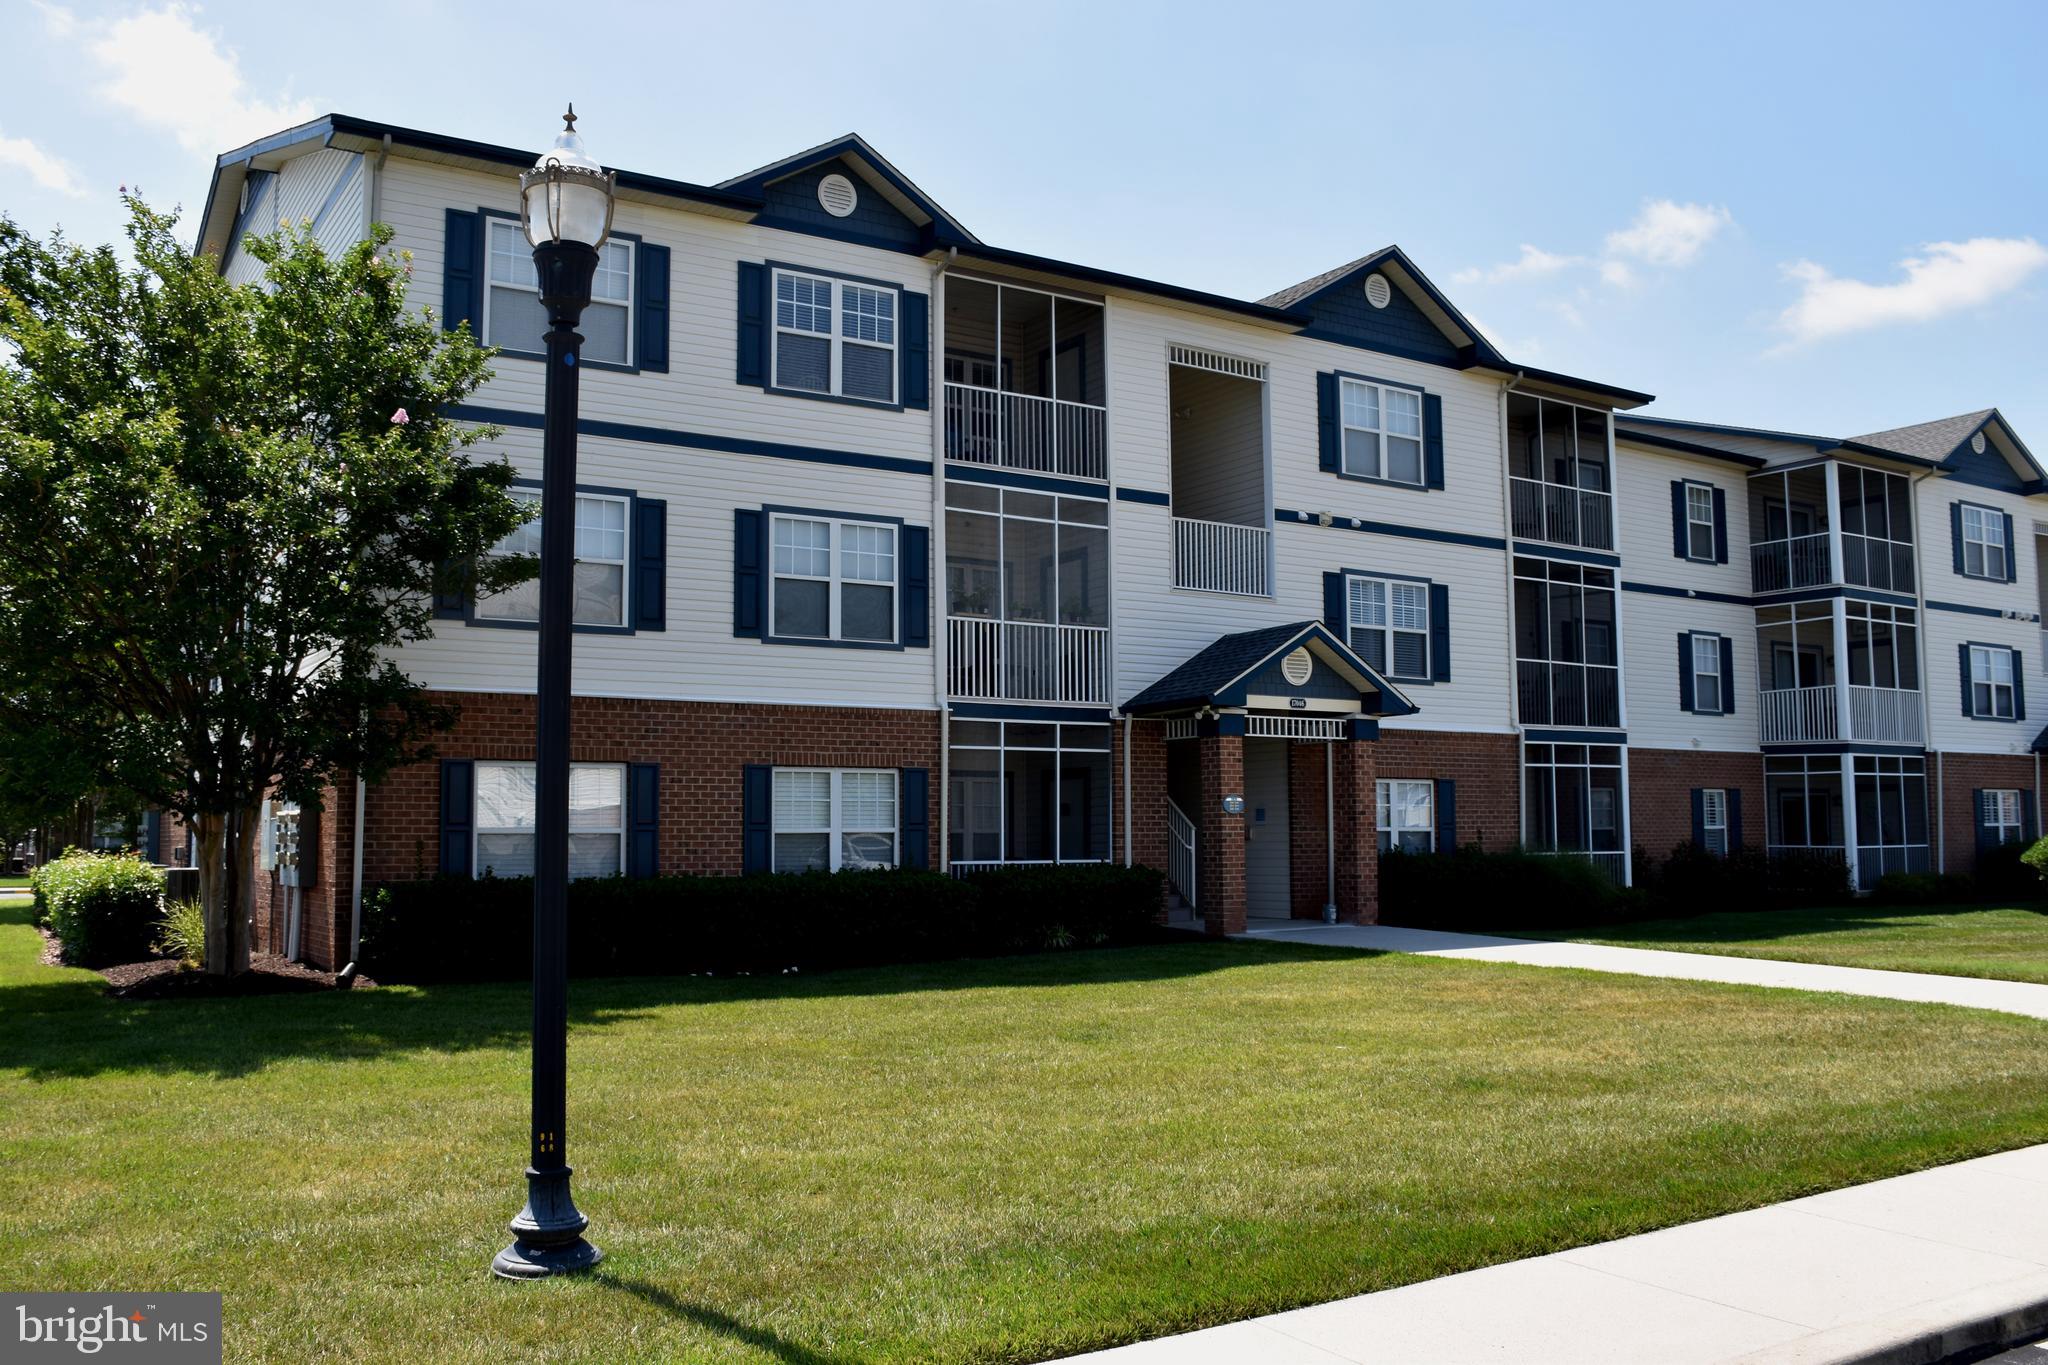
1972,432,1988,454
817,173,859,218
1364,273,1392,309
1281,647,1314,685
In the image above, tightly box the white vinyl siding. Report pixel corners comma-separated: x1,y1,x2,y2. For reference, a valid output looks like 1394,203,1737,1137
486,218,633,366
773,268,896,404
475,489,630,628
473,761,624,879
1376,779,1433,853
1339,377,1424,485
770,514,897,644
771,768,897,872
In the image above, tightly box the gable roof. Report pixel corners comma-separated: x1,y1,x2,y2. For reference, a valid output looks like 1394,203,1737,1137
1622,409,2045,487
717,133,979,246
1849,409,1997,463
1124,621,1419,717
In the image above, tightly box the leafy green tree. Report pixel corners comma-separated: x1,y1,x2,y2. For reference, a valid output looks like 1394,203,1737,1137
0,200,530,974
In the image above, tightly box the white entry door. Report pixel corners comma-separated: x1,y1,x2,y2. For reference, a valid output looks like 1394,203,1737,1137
1243,737,1292,916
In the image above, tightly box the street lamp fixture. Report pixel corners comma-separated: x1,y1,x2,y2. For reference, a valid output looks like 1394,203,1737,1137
491,105,615,1282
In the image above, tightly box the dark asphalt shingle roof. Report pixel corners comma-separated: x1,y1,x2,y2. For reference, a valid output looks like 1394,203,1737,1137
1848,410,1996,463
1126,622,1320,713
1258,249,1398,310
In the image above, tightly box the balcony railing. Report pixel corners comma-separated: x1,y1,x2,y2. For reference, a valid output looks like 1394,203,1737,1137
1751,533,1832,594
947,616,1109,705
1533,850,1627,885
1760,685,1923,745
1515,660,1621,728
1173,516,1271,596
1509,477,1614,551
1847,685,1924,745
1167,799,1197,911
944,382,1107,481
1760,685,1839,743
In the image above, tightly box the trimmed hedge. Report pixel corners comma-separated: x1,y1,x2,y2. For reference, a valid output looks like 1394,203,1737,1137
33,851,167,967
359,863,1167,983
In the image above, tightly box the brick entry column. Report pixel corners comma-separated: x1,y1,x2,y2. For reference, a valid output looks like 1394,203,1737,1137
1196,723,1247,935
1332,734,1379,924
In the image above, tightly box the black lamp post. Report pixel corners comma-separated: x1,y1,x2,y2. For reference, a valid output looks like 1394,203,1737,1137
492,105,615,1281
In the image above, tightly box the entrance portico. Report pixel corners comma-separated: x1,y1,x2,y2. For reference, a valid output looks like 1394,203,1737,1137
1126,621,1419,935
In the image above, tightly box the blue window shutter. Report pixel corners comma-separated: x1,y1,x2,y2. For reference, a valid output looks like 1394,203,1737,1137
1677,635,1695,712
2004,512,2018,582
1958,643,1974,717
1422,393,1445,489
900,525,931,648
142,810,161,863
635,242,669,372
742,765,772,873
1434,779,1457,851
2024,790,2039,841
1429,582,1452,681
432,560,467,620
736,261,768,386
733,509,765,638
1974,790,1992,855
627,763,659,878
633,498,666,631
1727,789,1744,851
1712,488,1729,564
439,759,474,877
900,768,930,869
2013,650,2027,720
1670,482,1688,558
1316,373,1340,473
901,290,930,410
1719,635,1736,714
441,209,481,335
1323,572,1346,637
1690,789,1706,847
1951,502,1965,575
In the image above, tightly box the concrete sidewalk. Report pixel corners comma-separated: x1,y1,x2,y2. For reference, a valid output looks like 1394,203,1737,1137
1060,1144,2048,1364
1235,920,2048,1021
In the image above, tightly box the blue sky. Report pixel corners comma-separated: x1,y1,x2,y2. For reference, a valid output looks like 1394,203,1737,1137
4,0,2043,440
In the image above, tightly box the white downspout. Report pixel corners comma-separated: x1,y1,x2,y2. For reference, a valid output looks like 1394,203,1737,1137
930,248,955,870
349,775,366,965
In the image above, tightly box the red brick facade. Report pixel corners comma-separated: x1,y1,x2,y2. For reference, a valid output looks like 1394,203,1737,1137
1372,729,1521,852
1114,719,1169,876
1194,731,1247,935
1934,751,2041,874
1628,748,1767,858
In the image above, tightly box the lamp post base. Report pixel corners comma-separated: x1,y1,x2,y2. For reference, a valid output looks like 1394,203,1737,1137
492,1165,603,1280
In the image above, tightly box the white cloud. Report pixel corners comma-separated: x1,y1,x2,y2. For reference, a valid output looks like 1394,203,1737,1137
1776,237,2048,346
1452,244,1582,287
50,2,314,155
0,132,87,197
1603,199,1733,269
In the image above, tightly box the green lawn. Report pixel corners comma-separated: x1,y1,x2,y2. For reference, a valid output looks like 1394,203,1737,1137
0,875,29,891
1522,903,2048,985
5,905,2048,1363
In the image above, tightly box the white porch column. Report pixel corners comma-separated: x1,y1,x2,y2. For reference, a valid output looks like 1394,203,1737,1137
1839,753,1861,892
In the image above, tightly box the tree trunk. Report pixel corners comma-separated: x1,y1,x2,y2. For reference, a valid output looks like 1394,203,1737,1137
194,806,258,977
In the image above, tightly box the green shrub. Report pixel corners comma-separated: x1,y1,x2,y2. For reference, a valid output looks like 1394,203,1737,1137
359,863,1168,983
154,898,206,968
1869,871,1973,905
34,850,166,967
2021,836,2048,883
1379,844,1630,932
1974,840,2042,900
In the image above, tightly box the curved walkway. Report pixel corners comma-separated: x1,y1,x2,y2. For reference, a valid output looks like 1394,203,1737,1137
1236,919,2048,1020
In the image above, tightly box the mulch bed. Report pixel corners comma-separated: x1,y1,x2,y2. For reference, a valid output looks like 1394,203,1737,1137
100,953,376,999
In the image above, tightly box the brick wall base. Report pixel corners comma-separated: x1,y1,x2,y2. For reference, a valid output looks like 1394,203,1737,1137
1933,750,2042,874
1628,748,1767,859
1372,729,1521,851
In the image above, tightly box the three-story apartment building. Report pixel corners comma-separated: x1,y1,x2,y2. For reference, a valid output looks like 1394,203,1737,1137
189,115,2047,969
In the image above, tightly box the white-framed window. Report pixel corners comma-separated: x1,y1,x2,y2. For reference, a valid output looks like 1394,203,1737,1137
1960,504,2007,580
772,768,898,872
1375,779,1434,854
1339,377,1424,485
1982,789,2024,846
1691,634,1723,713
473,761,624,879
485,218,633,366
1969,644,2018,719
1347,575,1429,678
1701,788,1729,856
1685,483,1717,561
770,514,897,643
948,720,1113,864
475,489,631,628
772,267,897,404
